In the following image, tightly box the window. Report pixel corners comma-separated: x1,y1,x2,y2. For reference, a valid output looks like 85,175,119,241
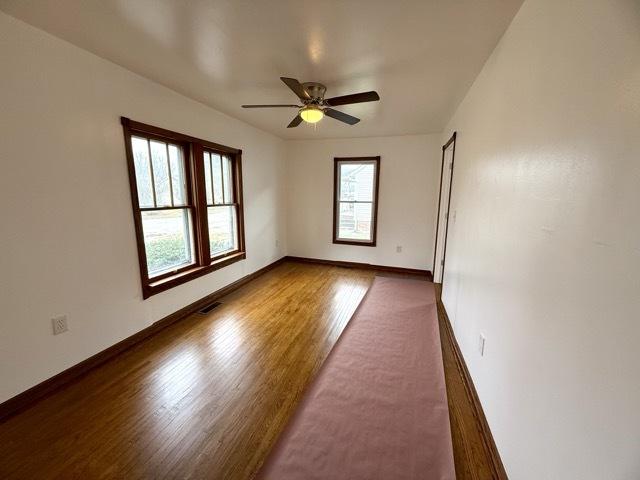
203,151,239,257
333,157,380,246
122,118,245,298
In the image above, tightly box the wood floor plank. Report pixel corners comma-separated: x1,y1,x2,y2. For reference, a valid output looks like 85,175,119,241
0,261,498,479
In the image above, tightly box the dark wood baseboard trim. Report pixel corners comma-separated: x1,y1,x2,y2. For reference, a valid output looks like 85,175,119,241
435,285,508,479
0,257,287,423
285,255,432,279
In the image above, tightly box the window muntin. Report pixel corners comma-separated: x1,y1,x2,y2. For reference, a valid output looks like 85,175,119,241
334,157,380,246
123,118,245,298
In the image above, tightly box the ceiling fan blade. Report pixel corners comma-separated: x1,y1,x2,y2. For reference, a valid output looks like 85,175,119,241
324,108,360,125
242,104,301,108
280,77,311,101
325,91,380,107
287,114,303,128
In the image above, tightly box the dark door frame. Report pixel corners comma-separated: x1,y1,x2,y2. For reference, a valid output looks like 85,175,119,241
432,131,457,284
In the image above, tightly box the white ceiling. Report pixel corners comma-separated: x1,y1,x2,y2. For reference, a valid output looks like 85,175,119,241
0,0,523,139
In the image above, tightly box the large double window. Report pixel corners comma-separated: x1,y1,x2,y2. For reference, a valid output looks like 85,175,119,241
333,157,380,246
122,118,245,298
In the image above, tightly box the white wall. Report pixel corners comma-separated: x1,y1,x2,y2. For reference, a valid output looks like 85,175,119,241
441,1,640,478
0,13,287,403
285,135,441,271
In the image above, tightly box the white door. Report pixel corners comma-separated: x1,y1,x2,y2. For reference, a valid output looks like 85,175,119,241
433,137,455,283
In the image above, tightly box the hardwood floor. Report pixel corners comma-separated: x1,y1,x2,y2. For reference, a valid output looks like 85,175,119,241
0,261,499,479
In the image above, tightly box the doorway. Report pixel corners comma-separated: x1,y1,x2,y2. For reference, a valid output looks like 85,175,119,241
432,132,457,284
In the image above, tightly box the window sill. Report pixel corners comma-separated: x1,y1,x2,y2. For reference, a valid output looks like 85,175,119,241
333,239,377,247
144,251,246,299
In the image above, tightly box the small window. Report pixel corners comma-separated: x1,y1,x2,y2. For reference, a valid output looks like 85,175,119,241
333,157,380,246
122,118,245,298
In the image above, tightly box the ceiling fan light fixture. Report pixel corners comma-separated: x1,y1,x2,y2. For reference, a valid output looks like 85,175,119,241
300,105,324,124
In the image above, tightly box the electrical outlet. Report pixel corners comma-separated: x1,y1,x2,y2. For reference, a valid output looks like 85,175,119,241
52,315,68,335
275,239,280,248
396,245,402,253
479,333,486,356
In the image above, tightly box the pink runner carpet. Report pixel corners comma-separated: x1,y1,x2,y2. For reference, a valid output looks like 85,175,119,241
257,276,455,480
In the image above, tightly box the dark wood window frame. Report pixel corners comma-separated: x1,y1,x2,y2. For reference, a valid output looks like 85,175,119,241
333,156,380,247
122,117,246,299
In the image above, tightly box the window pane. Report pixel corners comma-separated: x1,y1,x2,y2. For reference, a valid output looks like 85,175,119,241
340,163,375,202
142,209,194,277
338,202,373,241
211,153,224,204
203,152,213,205
222,155,233,203
208,206,237,256
150,140,172,207
131,137,154,208
168,144,187,206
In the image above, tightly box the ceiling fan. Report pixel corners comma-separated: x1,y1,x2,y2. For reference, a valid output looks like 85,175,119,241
242,77,380,128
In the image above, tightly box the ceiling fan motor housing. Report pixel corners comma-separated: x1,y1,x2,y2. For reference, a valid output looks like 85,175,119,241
302,82,327,103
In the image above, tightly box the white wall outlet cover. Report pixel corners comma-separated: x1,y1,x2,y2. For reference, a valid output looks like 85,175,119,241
52,315,68,335
396,245,402,253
